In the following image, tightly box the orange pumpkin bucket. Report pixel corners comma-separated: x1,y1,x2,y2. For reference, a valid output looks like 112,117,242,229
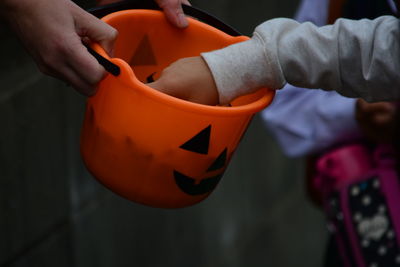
82,1,275,208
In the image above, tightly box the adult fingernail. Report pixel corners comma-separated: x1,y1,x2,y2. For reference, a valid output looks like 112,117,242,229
178,14,188,28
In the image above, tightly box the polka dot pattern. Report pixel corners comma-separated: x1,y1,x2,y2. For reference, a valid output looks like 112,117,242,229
347,176,399,266
324,175,400,266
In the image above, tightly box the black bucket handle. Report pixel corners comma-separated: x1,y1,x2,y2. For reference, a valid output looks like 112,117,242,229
86,0,242,76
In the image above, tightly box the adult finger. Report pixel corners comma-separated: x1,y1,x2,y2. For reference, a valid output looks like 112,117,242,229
57,63,94,95
65,40,107,93
156,0,189,28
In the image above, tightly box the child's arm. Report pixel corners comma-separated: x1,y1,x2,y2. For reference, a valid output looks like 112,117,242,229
149,15,400,105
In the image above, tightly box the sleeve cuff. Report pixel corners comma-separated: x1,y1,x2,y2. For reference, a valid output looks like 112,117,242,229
201,34,285,105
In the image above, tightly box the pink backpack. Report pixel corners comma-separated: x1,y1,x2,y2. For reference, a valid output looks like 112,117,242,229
314,143,400,267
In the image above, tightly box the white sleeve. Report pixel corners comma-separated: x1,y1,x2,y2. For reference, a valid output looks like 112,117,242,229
293,0,329,26
201,16,400,105
260,87,360,157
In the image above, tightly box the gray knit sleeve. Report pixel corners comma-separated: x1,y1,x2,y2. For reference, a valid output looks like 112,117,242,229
201,16,400,104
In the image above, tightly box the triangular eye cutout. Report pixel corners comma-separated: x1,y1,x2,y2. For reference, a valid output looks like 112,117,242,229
130,35,157,66
207,148,227,172
180,125,211,154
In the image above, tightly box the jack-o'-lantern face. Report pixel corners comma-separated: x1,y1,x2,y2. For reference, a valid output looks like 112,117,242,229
81,10,273,208
174,125,228,195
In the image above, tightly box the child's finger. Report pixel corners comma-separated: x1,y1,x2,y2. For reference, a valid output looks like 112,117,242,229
357,99,395,114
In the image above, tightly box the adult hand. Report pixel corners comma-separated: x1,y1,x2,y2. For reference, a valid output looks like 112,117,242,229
0,0,118,96
97,0,191,28
147,56,220,105
355,99,397,143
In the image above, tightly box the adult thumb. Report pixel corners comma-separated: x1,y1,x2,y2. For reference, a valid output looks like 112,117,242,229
156,0,190,28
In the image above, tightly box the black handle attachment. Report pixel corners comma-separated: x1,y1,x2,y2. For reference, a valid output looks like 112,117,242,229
86,44,121,76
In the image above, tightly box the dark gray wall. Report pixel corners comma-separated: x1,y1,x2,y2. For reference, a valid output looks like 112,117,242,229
0,0,328,266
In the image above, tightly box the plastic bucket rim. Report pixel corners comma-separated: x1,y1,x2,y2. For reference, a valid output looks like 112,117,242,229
93,9,275,117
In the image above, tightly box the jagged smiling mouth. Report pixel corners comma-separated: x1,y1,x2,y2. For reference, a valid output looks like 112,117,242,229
173,125,228,195
173,171,224,195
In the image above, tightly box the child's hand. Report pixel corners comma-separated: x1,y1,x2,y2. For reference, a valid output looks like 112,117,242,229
355,99,397,143
148,56,220,105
